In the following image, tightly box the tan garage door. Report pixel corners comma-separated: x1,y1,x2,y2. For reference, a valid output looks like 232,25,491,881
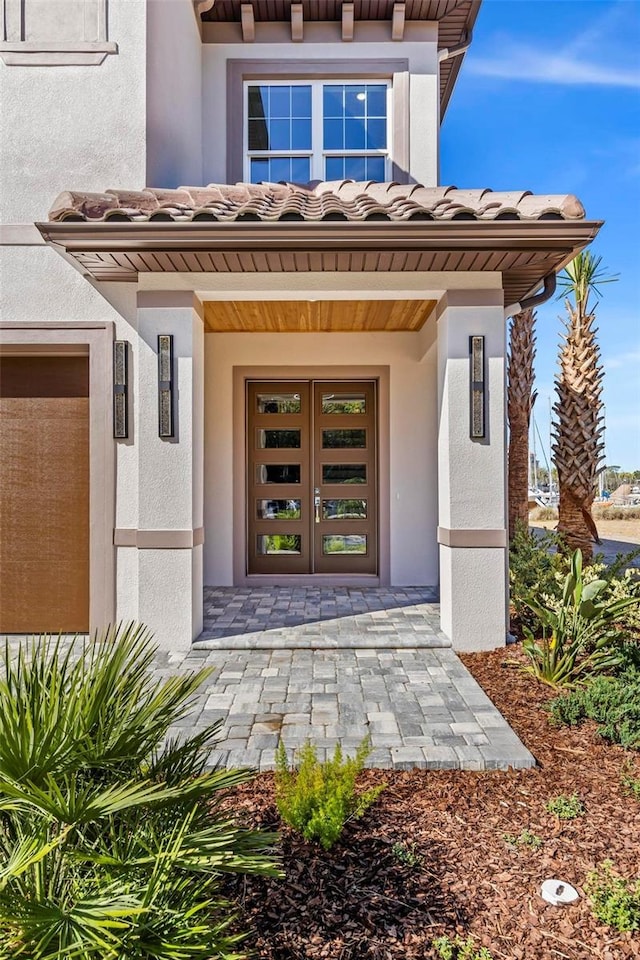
0,356,90,633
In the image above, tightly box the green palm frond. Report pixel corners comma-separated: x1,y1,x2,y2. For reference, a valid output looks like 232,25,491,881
0,625,280,959
556,251,619,314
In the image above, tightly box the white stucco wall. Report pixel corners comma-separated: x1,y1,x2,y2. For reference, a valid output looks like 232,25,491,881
202,24,439,187
0,0,146,225
146,0,203,188
203,329,439,587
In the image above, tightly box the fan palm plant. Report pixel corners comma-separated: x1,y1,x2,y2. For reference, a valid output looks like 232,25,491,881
0,624,279,959
507,307,537,541
552,252,617,561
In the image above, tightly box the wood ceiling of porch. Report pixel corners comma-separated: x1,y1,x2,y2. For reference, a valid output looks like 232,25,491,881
203,297,437,331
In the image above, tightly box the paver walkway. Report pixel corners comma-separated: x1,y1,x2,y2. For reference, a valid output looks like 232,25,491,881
159,645,535,771
172,587,535,770
4,588,536,772
199,586,446,648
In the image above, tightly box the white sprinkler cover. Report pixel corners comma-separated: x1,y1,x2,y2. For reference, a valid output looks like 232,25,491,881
541,879,579,906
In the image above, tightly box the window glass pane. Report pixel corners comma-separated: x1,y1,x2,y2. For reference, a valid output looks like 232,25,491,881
291,118,312,150
269,119,290,151
248,118,269,151
366,156,386,181
323,118,344,150
345,85,367,118
323,535,367,555
322,429,366,448
257,393,301,413
366,118,387,150
321,393,366,414
248,85,268,120
256,464,301,484
250,158,269,183
258,534,302,555
322,499,367,520
257,429,301,448
345,118,366,150
251,157,310,184
322,464,366,484
323,85,343,117
366,85,387,117
291,157,311,182
269,86,291,118
270,157,293,182
257,499,302,519
325,156,344,181
291,85,312,117
345,156,367,181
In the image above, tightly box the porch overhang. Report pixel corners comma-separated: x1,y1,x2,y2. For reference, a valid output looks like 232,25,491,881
36,218,602,308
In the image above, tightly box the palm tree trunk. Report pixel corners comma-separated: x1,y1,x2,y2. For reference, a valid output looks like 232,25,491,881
553,302,604,562
507,308,536,540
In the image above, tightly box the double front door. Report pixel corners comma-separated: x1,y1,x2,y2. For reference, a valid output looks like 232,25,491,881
247,380,377,575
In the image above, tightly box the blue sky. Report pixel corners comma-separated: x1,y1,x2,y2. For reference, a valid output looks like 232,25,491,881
441,0,640,472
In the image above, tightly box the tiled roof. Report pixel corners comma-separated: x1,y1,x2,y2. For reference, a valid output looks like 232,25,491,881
49,181,586,224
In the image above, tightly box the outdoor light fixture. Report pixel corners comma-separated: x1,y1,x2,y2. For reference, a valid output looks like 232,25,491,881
469,335,486,439
157,334,174,438
113,340,129,439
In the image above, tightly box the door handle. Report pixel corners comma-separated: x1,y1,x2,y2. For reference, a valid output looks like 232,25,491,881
314,488,320,523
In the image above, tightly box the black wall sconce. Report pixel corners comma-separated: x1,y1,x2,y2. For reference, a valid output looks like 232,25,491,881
469,335,486,439
158,334,175,438
113,340,129,439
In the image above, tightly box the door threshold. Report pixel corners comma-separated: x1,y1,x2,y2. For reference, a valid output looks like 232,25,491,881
241,574,381,587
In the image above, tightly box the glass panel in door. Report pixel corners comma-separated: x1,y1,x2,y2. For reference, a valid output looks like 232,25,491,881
313,381,377,575
247,382,310,574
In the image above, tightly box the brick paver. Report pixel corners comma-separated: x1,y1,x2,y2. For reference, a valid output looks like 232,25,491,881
5,588,535,772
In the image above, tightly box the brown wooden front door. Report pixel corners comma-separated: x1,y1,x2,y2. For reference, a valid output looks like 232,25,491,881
0,356,90,633
247,380,377,576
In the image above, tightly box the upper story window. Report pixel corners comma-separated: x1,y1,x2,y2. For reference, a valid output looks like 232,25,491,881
244,80,390,184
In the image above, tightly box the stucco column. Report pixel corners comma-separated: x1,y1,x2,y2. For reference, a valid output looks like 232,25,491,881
115,296,204,651
436,290,508,651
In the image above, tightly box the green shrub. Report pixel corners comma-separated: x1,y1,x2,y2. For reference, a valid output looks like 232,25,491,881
274,737,384,850
520,549,638,688
585,862,640,931
502,829,543,850
432,934,494,960
621,763,640,799
391,840,423,867
546,793,585,819
549,668,640,749
509,523,564,634
509,524,640,639
0,626,279,960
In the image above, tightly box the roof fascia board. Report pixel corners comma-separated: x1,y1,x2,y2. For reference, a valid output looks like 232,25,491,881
37,220,602,254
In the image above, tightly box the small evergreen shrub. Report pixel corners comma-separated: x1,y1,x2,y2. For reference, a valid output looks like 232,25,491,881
391,840,423,867
621,762,640,799
432,934,494,960
502,829,543,850
274,737,384,850
546,793,585,819
585,862,640,932
549,668,640,749
509,523,563,634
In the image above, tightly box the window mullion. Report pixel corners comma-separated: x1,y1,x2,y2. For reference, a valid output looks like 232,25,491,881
311,82,323,181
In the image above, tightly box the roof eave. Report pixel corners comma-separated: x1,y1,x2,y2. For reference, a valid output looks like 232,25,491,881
36,218,602,251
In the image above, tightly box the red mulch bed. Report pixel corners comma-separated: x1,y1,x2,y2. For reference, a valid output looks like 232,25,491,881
221,647,640,960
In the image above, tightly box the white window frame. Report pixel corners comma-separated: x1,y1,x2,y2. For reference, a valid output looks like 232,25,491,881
243,79,392,183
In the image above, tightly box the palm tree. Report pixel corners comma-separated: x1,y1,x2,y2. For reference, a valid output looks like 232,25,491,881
507,307,537,541
552,252,617,561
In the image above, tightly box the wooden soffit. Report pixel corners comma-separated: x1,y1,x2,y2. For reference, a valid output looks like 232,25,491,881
204,298,437,332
